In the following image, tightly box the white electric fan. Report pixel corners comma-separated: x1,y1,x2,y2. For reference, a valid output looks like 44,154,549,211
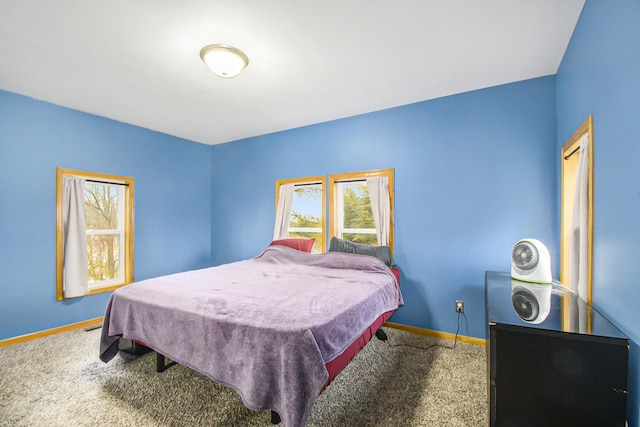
510,238,552,284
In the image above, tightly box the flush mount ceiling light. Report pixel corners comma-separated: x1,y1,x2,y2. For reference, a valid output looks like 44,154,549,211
199,44,248,78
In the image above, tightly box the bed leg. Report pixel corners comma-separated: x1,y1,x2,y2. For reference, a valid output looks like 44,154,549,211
270,410,281,424
156,352,177,372
375,328,388,341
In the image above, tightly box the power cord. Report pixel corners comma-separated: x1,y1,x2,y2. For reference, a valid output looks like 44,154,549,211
381,311,461,351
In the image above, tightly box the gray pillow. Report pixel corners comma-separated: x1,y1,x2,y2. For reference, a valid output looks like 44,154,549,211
328,237,394,267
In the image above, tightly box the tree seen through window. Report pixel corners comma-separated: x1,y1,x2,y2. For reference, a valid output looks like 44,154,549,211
84,183,122,284
339,182,377,245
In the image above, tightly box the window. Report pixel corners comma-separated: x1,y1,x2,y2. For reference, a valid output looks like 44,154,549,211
329,168,394,251
274,176,325,253
56,168,134,300
274,169,394,254
560,116,593,304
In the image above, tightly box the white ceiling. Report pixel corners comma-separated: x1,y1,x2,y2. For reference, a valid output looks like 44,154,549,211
0,1,584,146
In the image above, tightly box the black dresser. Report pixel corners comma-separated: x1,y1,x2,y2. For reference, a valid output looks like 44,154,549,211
485,271,628,427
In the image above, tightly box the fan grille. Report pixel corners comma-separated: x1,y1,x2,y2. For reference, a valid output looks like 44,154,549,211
512,290,539,321
512,241,539,271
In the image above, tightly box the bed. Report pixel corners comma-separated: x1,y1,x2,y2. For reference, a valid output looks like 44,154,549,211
100,244,403,427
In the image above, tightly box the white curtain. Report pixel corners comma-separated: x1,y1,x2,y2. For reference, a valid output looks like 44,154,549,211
569,133,590,298
63,176,89,298
366,176,390,246
273,184,294,240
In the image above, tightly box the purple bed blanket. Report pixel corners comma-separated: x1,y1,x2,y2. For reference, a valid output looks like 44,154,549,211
100,245,402,427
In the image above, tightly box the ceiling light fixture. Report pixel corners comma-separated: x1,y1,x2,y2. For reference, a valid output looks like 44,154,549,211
199,44,249,79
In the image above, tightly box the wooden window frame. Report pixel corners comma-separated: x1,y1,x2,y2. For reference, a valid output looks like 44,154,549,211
56,168,135,300
560,115,594,305
329,168,395,253
275,175,326,253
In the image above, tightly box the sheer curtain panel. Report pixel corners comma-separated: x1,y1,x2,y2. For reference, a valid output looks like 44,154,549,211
366,177,390,246
63,176,89,298
273,184,294,240
569,134,590,298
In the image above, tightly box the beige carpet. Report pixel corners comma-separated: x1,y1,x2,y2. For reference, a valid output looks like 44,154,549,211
0,326,487,426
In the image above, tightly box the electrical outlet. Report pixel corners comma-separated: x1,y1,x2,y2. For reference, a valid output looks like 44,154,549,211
455,300,464,313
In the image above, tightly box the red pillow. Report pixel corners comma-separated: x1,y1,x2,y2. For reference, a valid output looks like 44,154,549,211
270,238,315,253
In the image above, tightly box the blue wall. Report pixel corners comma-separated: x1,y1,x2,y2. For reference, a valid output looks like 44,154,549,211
211,76,558,341
556,1,640,424
0,90,212,341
